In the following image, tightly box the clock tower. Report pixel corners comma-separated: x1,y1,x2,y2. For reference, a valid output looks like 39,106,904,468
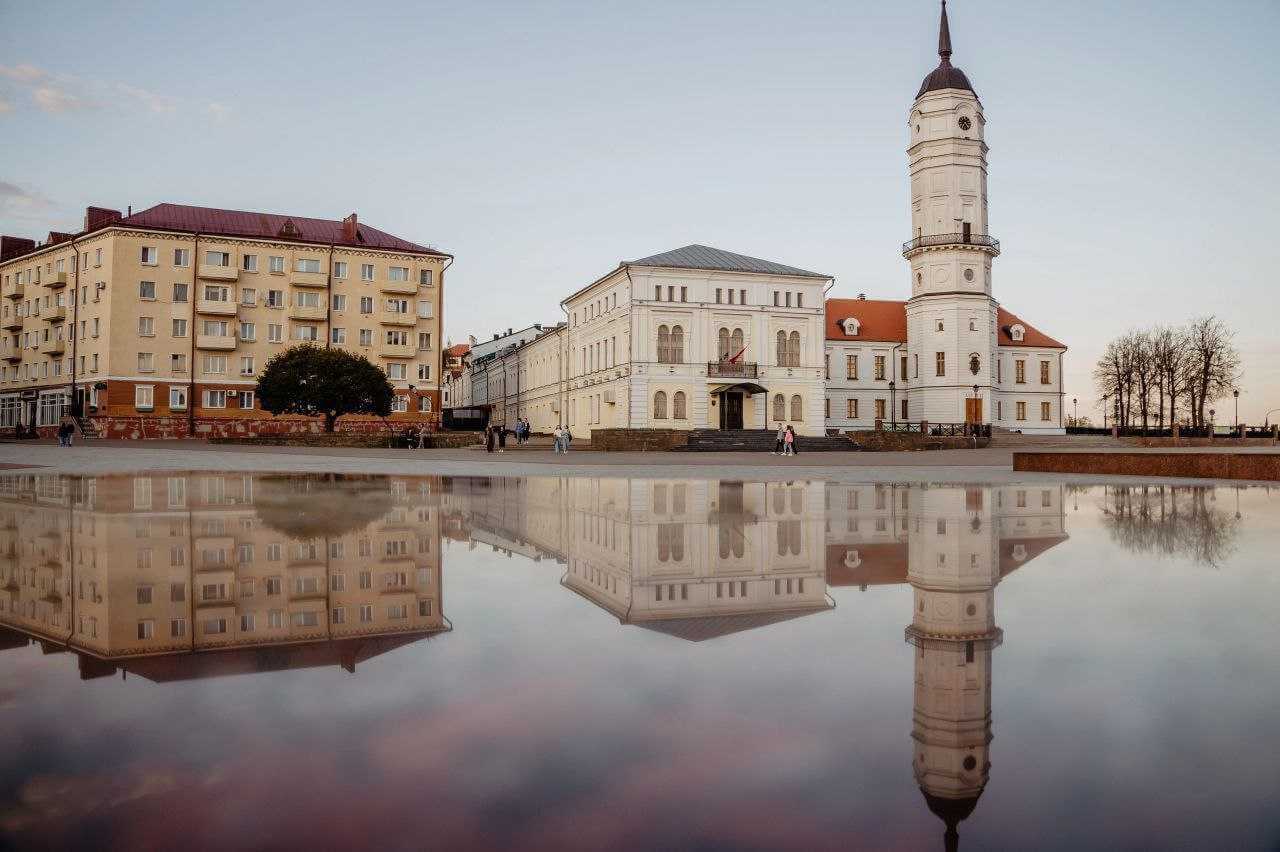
903,1,1000,428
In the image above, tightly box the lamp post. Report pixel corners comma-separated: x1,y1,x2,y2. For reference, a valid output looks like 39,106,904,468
1072,397,1078,425
1233,389,1239,429
972,384,980,435
889,380,896,429
1103,393,1108,429
1209,409,1216,435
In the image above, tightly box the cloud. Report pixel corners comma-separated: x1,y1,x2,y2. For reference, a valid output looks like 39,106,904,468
0,97,12,114
0,64,46,83
32,85,86,113
205,101,231,122
116,83,177,114
0,63,188,117
0,180,56,222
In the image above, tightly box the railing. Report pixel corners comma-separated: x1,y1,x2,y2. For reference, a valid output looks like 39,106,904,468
880,421,990,437
901,233,1000,256
707,361,758,379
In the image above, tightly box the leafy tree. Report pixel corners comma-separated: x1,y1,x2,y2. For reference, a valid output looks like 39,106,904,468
257,345,393,432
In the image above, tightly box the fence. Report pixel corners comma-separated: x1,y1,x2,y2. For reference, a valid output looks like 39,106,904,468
878,421,990,438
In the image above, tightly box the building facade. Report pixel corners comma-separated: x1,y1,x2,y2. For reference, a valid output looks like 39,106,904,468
0,204,448,437
825,3,1066,434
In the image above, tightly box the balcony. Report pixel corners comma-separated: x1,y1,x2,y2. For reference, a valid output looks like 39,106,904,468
2,317,22,331
380,278,417,295
288,303,327,322
4,285,22,300
198,264,239,281
2,351,21,363
196,298,238,317
40,339,65,356
379,312,417,327
707,361,759,379
380,342,415,360
901,232,1000,258
292,270,328,288
196,334,236,351
45,272,67,289
44,306,67,323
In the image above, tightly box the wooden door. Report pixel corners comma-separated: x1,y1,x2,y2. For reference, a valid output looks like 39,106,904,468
722,393,744,429
965,397,983,424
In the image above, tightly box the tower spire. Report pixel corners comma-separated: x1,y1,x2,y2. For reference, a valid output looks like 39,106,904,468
938,0,953,64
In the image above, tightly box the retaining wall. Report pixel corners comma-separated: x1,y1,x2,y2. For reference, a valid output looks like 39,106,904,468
1013,451,1280,482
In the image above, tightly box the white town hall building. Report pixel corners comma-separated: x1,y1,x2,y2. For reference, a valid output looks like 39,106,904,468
824,1,1066,435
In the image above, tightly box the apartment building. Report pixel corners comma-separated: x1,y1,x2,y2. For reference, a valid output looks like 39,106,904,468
0,204,449,436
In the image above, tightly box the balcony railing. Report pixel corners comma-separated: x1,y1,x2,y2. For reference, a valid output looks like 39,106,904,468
198,264,239,281
379,278,418,295
901,232,1000,256
707,361,759,379
46,272,68,289
196,334,236,351
44,306,67,323
196,298,238,317
4,285,23,300
2,317,22,331
40,339,65,356
379,312,417,327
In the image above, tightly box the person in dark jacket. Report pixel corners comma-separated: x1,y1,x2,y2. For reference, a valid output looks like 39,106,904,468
485,425,496,453
497,424,507,452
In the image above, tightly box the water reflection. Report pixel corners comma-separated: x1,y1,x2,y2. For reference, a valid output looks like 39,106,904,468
0,472,446,681
1100,484,1241,565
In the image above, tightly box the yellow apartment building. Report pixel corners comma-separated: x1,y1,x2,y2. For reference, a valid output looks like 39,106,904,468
0,204,449,437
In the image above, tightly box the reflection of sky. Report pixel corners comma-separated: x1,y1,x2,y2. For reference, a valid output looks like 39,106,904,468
2,484,1279,850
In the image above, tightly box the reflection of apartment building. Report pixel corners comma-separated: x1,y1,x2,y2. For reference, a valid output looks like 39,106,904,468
0,472,446,680
0,204,448,437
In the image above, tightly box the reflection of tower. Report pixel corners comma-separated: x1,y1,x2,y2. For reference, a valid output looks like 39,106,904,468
905,485,1001,852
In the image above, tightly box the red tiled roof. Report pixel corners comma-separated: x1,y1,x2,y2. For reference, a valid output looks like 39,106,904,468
825,542,909,587
997,307,1065,349
116,203,447,256
825,298,908,343
825,298,1065,350
444,343,471,357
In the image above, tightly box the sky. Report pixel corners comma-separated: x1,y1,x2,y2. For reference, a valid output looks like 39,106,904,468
1,0,1278,422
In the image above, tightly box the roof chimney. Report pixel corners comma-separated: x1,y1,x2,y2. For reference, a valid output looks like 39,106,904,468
0,236,36,262
342,212,358,242
858,293,867,300
84,206,122,232
507,328,513,336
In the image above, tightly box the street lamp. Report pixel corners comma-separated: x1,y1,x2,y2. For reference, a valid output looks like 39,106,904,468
972,384,980,435
1072,397,1078,424
1233,389,1239,429
1102,393,1108,429
889,380,896,428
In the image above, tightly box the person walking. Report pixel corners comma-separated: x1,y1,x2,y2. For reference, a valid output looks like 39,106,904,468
789,424,799,455
783,424,796,457
552,425,564,453
58,417,74,447
774,422,786,455
485,424,496,453
497,424,507,452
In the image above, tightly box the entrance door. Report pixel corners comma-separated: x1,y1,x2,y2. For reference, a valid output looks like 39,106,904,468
965,397,983,424
721,392,744,430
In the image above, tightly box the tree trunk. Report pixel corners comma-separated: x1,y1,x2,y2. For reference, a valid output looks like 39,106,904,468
324,412,338,433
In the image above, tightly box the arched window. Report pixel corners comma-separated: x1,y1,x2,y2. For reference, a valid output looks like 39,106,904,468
717,327,731,360
776,330,787,367
667,325,684,363
672,391,687,420
657,325,671,363
653,391,667,419
790,394,803,421
772,394,785,422
730,328,744,358
787,331,800,367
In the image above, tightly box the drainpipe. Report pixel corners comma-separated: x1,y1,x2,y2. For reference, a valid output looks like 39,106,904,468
187,234,200,438
68,235,80,424
437,255,453,429
323,243,334,349
560,301,570,431
623,266,634,428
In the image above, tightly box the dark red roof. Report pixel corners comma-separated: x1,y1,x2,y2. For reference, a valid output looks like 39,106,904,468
444,343,471,357
117,203,446,256
825,298,1065,350
996,307,1066,349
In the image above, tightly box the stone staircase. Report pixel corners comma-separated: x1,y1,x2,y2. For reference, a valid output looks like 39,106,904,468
677,429,855,453
987,428,1118,449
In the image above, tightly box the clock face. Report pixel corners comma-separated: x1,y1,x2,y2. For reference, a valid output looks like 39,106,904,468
958,116,972,131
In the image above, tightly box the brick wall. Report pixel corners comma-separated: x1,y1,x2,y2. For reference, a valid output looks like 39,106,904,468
589,428,691,452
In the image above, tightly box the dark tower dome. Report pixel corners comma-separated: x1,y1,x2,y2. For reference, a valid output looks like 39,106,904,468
917,0,976,99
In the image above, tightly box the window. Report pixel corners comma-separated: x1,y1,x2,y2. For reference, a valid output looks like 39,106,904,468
202,320,229,337
935,352,946,377
1010,324,1025,342
171,353,187,373
1015,360,1026,384
334,261,348,279
173,282,188,302
672,391,687,419
239,321,255,341
268,323,283,343
874,355,886,381
203,390,227,408
138,316,155,336
139,281,156,300
388,363,406,380
846,354,858,380
295,258,321,274
847,398,858,418
653,391,667,419
241,288,257,306
174,248,190,267
169,387,187,410
385,329,408,346
201,357,227,378
1040,360,1051,384
242,254,258,272
419,268,433,286
203,284,229,302
417,300,433,319
418,395,432,413
137,620,154,640
772,393,785,422
386,298,409,314
389,266,409,281
417,332,431,350
1040,401,1051,421
137,353,155,372
331,327,346,344
239,391,255,409
875,398,886,420
239,355,255,376
360,296,373,314
268,255,284,273
332,294,346,311
1016,401,1027,421
141,246,158,265
205,251,230,267
359,328,373,346
417,363,431,380
790,394,803,421
293,324,319,341
295,290,321,308
657,325,683,363
135,385,154,410
266,289,284,308
360,263,374,281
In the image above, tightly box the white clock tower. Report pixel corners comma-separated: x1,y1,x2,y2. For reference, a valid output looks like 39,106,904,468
903,1,1000,427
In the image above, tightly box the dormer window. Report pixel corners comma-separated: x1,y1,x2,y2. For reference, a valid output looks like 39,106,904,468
842,318,860,336
1010,324,1025,342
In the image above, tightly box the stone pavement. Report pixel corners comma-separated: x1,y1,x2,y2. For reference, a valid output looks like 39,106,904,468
1,438,1275,485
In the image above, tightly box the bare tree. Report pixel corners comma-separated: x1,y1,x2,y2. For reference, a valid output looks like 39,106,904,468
1183,316,1241,429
